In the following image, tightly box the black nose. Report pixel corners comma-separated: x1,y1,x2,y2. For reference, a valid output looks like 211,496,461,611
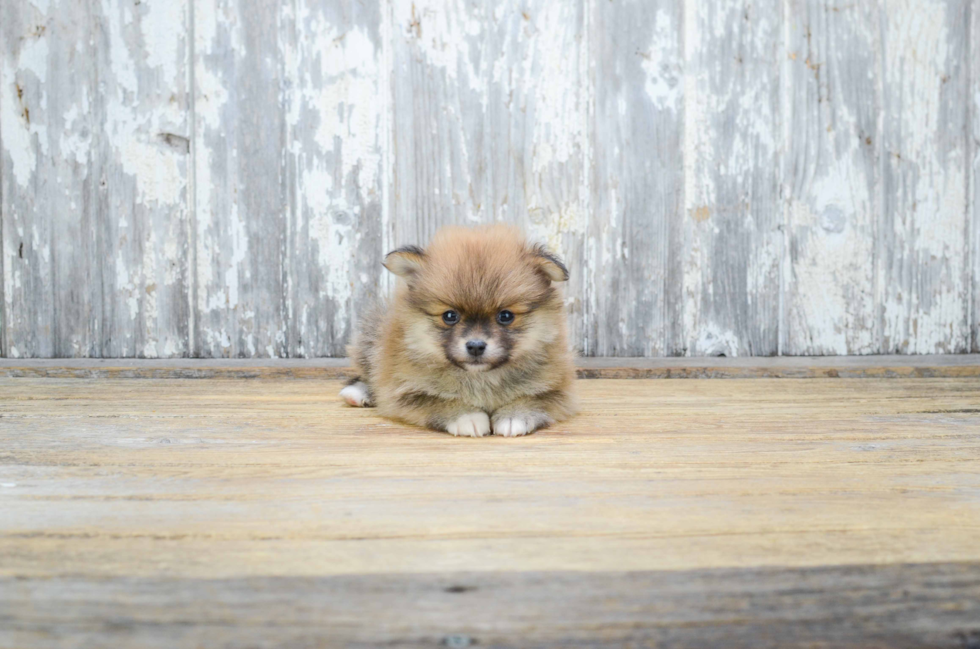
465,340,487,357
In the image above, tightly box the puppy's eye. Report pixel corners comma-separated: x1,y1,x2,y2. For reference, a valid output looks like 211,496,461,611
496,310,515,325
442,310,459,325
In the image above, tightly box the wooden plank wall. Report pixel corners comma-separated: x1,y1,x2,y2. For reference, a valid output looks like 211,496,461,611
1,0,977,358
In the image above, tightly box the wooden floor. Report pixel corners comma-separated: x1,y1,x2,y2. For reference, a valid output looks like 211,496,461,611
2,376,979,647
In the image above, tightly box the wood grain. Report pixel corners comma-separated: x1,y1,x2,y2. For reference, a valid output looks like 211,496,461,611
591,0,681,356
3,564,979,648
99,0,192,359
3,1,980,359
1,1,191,358
193,0,287,358
0,377,978,645
879,0,971,354
281,0,385,358
2,0,97,358
972,0,979,353
782,0,879,355
680,0,783,357
388,0,488,244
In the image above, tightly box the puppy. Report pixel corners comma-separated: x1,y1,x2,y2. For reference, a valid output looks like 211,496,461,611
340,224,577,437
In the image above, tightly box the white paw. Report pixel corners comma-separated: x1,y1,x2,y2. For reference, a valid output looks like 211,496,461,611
492,415,537,437
446,412,491,437
339,382,372,407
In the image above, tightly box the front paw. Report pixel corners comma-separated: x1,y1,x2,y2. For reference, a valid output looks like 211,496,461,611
492,413,543,437
339,381,373,407
446,412,492,437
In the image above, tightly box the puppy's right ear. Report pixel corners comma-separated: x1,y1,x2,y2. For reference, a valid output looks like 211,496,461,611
531,245,569,282
383,245,425,278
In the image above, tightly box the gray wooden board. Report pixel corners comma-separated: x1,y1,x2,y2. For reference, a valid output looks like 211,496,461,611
281,0,385,357
878,0,971,354
590,0,681,356
95,0,192,359
782,0,879,355
1,564,978,648
972,0,979,353
193,0,287,358
388,0,489,244
1,1,191,359
2,0,979,359
2,1,102,359
680,0,783,357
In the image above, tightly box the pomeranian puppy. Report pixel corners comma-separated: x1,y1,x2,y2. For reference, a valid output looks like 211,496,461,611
340,224,577,437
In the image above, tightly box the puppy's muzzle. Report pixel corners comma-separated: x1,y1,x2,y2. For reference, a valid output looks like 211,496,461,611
465,340,487,357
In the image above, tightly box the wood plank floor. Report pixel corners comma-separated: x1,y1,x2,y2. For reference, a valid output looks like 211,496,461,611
1,377,979,647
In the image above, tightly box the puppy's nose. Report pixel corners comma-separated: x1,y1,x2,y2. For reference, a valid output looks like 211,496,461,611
465,340,487,357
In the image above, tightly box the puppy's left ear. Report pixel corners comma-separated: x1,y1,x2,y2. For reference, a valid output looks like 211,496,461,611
383,245,426,278
531,245,569,282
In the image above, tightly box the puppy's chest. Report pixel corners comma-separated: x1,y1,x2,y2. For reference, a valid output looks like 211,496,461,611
418,371,539,409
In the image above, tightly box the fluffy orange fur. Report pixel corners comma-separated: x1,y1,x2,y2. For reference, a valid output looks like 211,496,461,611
342,225,577,437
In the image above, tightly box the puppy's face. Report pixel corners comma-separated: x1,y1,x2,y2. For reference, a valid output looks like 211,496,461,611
384,226,568,373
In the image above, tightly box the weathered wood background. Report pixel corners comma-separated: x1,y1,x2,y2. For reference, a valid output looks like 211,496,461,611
1,0,978,358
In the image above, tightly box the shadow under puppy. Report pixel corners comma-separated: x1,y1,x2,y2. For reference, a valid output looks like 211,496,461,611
340,224,577,437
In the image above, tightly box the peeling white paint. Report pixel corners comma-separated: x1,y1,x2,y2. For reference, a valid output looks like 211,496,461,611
0,62,37,187
393,0,483,85
17,30,48,84
103,0,185,207
2,0,976,359
680,0,781,356
140,0,184,82
223,204,247,310
880,0,969,353
102,0,138,94
641,10,681,111
58,100,92,165
787,165,876,354
527,3,583,174
695,324,740,358
284,3,386,352
681,0,706,355
1,23,51,190
306,25,381,196
118,139,183,205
